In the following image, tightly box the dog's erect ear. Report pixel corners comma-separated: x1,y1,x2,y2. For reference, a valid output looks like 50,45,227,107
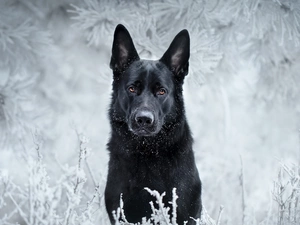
160,30,190,78
110,24,140,72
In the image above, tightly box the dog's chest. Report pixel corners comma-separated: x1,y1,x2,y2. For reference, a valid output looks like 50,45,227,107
122,154,177,190
130,155,169,178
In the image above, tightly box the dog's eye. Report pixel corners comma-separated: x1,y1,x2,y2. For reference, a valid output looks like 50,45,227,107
128,86,136,93
157,88,166,95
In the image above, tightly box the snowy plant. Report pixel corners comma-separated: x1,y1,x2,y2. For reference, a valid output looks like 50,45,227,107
272,163,300,225
1,0,300,224
0,132,104,225
112,188,222,225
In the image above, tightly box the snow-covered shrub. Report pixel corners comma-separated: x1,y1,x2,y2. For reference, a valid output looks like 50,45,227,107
0,132,106,225
1,0,300,224
272,163,300,225
112,188,221,225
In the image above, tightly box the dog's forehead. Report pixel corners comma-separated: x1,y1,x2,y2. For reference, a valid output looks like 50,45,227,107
126,60,173,84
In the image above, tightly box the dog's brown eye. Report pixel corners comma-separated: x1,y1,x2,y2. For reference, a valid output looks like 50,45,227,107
158,88,166,95
128,86,136,93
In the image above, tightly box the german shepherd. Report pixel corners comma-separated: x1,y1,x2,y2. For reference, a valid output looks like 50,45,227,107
105,24,202,225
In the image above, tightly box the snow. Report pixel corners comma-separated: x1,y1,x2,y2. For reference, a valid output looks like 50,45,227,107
0,0,300,224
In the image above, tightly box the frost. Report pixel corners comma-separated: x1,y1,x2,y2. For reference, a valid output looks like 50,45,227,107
112,188,223,225
1,0,300,224
0,132,105,225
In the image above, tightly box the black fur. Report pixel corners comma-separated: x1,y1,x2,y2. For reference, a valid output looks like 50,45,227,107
105,24,202,225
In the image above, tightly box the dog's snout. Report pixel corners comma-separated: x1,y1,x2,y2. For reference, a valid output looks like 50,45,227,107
135,110,154,127
129,109,159,136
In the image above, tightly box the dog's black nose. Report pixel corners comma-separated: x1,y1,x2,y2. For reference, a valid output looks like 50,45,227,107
135,110,154,127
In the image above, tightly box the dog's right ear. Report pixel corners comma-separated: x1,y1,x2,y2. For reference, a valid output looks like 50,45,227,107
110,24,140,72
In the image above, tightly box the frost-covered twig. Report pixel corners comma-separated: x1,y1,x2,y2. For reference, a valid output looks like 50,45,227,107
74,128,103,208
216,205,224,225
7,192,30,225
145,188,171,224
298,129,300,166
171,188,178,225
64,132,88,225
272,162,300,224
239,155,246,225
197,206,218,225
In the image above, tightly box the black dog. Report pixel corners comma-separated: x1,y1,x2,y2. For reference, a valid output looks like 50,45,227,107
105,24,202,225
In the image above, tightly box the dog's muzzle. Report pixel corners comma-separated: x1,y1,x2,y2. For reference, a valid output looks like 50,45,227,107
129,109,157,136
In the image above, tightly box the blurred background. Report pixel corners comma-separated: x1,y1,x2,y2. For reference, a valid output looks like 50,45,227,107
0,0,300,224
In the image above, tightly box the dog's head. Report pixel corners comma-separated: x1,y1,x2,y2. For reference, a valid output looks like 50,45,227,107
110,24,190,137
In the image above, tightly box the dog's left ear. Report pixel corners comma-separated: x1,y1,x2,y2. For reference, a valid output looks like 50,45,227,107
110,24,140,72
160,30,190,79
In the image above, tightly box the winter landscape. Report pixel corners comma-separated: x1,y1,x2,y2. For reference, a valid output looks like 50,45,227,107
0,0,300,224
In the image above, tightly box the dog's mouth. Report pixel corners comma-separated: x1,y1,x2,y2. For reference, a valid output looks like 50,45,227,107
130,127,157,137
129,121,160,136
